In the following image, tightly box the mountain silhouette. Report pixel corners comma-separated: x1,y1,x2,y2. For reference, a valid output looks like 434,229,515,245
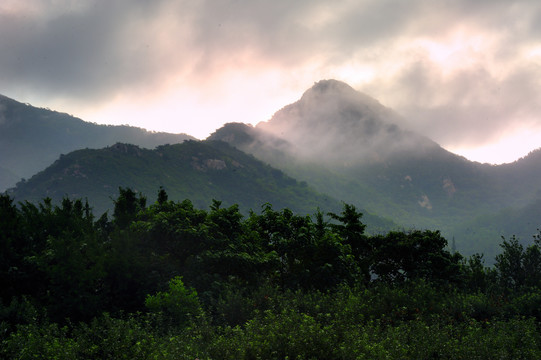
0,94,194,191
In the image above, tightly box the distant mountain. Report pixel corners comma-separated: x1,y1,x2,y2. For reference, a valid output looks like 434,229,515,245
0,94,194,191
210,79,541,257
7,79,541,258
8,140,396,234
210,80,458,174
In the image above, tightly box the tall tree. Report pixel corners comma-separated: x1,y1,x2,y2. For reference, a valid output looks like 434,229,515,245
113,187,146,229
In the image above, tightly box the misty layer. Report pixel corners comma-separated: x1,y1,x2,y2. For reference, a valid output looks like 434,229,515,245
255,80,439,166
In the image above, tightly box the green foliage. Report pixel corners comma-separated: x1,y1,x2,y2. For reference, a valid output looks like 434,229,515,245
328,203,370,282
1,322,77,360
210,309,339,360
113,187,147,229
145,276,202,328
371,230,463,285
0,194,23,302
495,234,541,292
462,253,492,292
4,191,541,358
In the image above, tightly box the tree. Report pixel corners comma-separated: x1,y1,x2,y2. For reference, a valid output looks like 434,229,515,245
495,236,526,291
112,187,146,229
328,203,370,282
495,235,541,291
462,253,490,292
243,204,354,290
0,194,22,302
157,186,168,205
371,230,462,284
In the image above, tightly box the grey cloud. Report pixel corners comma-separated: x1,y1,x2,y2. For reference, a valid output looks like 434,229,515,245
179,0,325,67
389,61,541,147
2,0,541,153
183,0,425,66
256,80,436,166
0,0,330,102
1,0,538,92
326,1,422,47
0,0,180,101
0,0,429,98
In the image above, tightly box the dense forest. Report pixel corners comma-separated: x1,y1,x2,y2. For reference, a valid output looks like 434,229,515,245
2,188,541,358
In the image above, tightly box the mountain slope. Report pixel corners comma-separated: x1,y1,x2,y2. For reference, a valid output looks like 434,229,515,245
257,79,441,164
8,140,396,233
209,80,488,221
209,79,541,255
0,94,194,190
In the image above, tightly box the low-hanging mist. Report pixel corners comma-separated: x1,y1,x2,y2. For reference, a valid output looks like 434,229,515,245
224,80,443,167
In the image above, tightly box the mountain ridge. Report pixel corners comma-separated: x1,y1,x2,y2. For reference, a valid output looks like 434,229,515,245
8,139,396,234
0,94,195,190
209,79,541,258
5,79,541,258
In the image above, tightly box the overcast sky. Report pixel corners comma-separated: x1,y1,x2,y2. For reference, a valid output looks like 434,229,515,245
2,0,541,164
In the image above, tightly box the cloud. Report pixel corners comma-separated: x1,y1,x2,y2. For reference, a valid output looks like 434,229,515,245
1,0,541,160
394,64,541,148
361,28,541,148
256,80,438,166
0,1,196,101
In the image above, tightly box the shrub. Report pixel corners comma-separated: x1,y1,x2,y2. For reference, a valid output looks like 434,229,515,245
145,276,202,329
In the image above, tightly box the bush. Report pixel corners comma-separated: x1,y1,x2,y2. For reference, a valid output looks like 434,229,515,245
209,309,339,360
145,276,202,329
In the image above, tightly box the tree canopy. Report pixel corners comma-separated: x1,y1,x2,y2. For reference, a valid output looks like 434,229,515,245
2,189,541,359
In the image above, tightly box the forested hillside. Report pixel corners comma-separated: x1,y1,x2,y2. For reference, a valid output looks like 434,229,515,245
2,190,541,358
9,140,396,234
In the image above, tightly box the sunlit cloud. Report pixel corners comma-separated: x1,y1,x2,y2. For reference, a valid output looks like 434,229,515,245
449,127,541,164
2,0,541,163
81,66,305,139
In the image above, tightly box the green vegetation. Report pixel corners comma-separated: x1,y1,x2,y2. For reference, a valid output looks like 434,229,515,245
3,189,541,358
10,140,395,234
210,121,541,258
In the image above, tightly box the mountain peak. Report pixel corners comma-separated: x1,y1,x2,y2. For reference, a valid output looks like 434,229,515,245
300,79,382,108
260,79,393,134
255,79,438,164
208,122,256,145
308,79,356,93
